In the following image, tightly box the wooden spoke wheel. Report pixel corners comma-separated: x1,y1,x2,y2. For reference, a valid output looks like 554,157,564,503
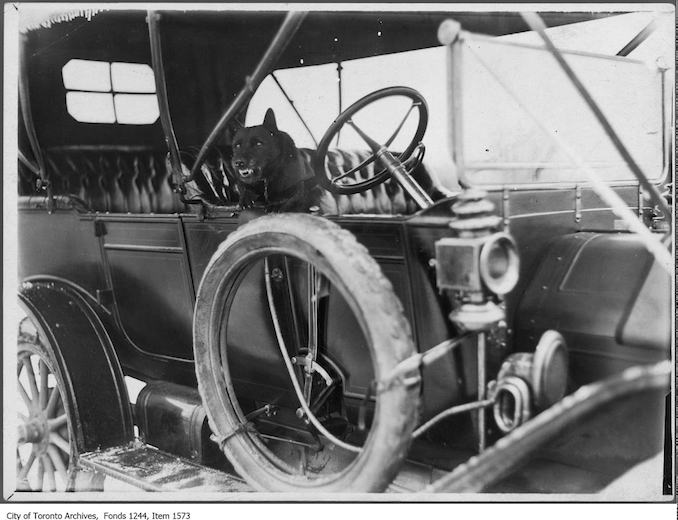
16,316,103,492
194,214,421,492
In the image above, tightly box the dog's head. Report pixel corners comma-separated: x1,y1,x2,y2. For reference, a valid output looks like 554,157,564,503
230,108,296,186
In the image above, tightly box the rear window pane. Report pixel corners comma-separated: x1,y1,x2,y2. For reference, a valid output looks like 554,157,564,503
62,59,111,92
111,63,156,93
66,92,116,123
113,94,159,124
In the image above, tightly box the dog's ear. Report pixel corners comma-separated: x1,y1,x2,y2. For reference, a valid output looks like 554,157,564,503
277,130,297,162
263,108,278,133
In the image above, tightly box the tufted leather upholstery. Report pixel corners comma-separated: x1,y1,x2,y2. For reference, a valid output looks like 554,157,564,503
301,149,422,215
194,147,445,215
38,146,447,215
43,149,185,213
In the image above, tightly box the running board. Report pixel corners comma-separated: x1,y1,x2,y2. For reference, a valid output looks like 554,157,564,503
81,442,438,493
79,443,252,492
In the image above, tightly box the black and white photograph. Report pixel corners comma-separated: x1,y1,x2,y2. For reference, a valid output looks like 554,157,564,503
3,1,675,508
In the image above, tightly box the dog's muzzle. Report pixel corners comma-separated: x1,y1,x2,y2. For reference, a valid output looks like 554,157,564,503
238,168,255,178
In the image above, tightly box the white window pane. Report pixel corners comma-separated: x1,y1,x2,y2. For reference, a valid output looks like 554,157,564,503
114,94,159,124
66,92,116,123
247,64,339,149
341,47,450,172
62,59,111,92
111,62,156,93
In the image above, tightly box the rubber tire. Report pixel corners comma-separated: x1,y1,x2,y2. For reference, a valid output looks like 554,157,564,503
17,317,104,492
194,214,420,492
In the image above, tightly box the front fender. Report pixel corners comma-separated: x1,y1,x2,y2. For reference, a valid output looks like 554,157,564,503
18,278,134,453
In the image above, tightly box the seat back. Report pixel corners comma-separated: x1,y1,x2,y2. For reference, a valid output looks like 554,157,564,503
305,148,442,215
43,148,184,214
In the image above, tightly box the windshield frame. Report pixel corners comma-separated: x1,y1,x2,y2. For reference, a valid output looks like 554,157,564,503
448,30,672,191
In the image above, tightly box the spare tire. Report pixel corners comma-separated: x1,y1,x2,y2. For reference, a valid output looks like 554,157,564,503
193,214,420,492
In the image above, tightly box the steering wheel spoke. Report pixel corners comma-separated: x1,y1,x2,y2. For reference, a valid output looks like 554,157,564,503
330,153,379,185
346,120,382,153
385,100,421,148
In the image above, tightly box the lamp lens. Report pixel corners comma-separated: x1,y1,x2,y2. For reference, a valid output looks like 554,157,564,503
487,242,509,279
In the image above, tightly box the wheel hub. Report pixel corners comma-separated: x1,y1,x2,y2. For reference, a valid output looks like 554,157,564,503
18,412,49,453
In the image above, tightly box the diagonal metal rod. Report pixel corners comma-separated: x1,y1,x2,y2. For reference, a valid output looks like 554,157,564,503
464,40,672,272
521,12,670,220
378,334,470,392
616,18,658,56
190,12,307,181
413,399,494,439
271,73,318,147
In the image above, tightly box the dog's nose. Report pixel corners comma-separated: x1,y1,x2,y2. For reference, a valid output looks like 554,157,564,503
235,160,246,169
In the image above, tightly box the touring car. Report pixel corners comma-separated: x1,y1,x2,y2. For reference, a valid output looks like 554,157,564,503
11,6,673,496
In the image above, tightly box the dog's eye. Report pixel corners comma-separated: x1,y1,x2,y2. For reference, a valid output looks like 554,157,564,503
234,142,241,149
254,140,263,147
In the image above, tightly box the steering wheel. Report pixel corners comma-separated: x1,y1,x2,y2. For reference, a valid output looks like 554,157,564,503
313,86,429,196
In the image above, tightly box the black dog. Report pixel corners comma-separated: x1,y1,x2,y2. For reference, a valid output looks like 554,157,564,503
230,109,321,212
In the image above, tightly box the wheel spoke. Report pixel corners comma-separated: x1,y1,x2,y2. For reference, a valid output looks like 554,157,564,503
45,386,60,417
47,446,68,484
41,455,57,492
37,459,45,491
39,360,49,410
16,321,76,491
18,381,33,410
48,414,68,431
16,449,23,475
23,357,40,403
18,450,36,481
50,432,71,454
